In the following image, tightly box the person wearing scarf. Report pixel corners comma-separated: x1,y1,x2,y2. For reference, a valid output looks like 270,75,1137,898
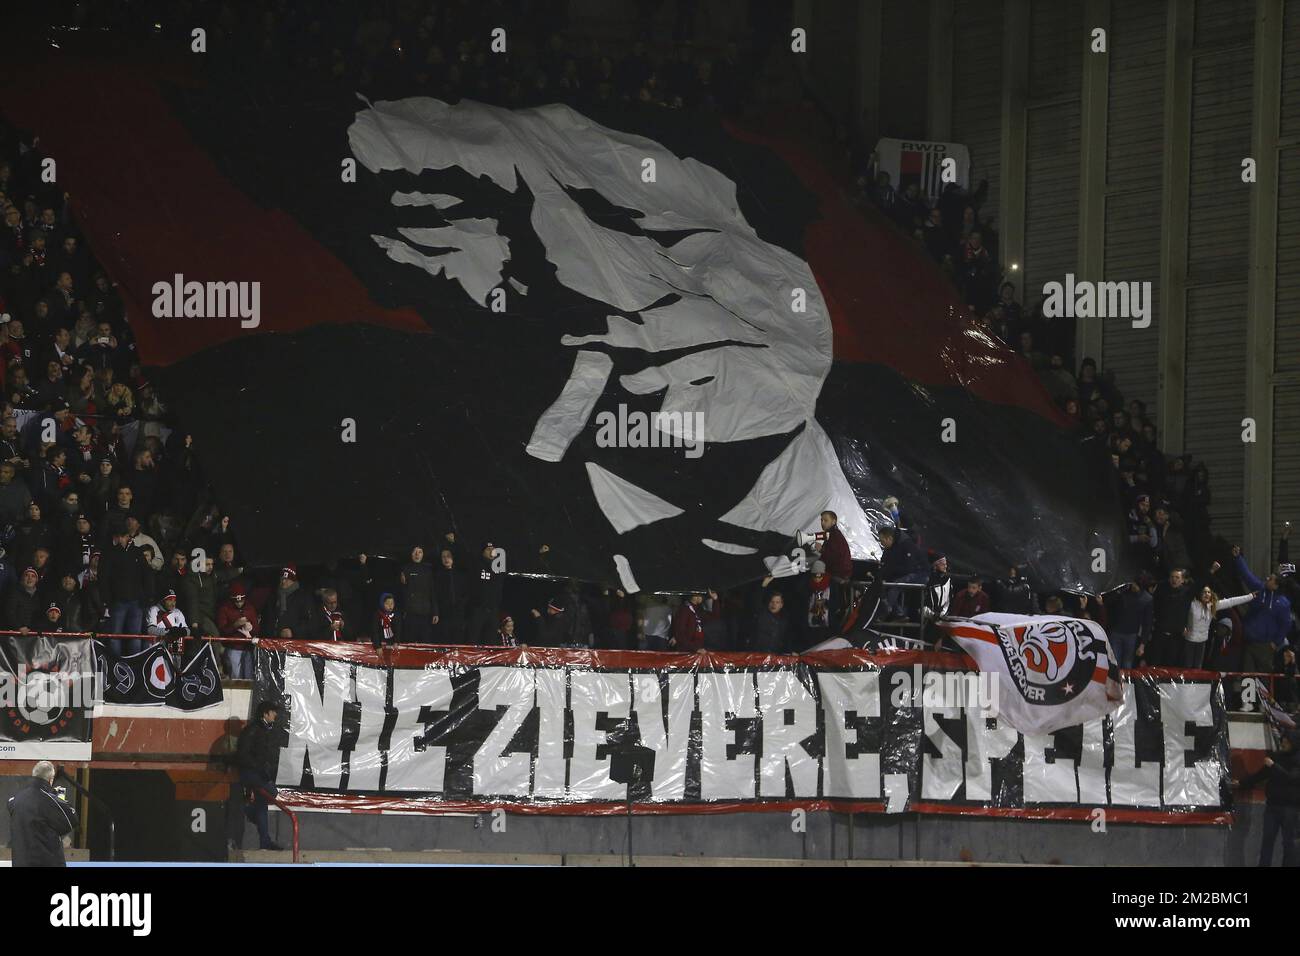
372,593,401,648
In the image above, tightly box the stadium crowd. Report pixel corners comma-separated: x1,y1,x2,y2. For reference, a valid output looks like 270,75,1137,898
0,4,1295,706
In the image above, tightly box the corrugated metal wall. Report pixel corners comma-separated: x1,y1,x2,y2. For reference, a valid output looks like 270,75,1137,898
1275,0,1300,540
1101,0,1166,415
1023,0,1083,327
1181,0,1255,546
950,0,1002,238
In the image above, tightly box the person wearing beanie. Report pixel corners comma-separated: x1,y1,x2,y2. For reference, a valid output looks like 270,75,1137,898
54,574,84,632
372,593,402,648
217,581,261,678
38,602,66,634
529,595,572,648
262,563,311,639
146,588,190,640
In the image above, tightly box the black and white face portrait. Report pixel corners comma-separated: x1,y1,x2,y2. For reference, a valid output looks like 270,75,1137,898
348,97,874,588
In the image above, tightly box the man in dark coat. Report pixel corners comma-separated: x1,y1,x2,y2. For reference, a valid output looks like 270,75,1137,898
466,542,505,646
876,524,928,620
262,564,312,638
235,700,283,851
7,761,78,866
433,546,467,644
1238,730,1300,867
1150,567,1195,666
399,545,437,643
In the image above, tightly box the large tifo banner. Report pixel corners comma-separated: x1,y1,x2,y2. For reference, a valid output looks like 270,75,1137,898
0,636,95,761
255,641,1231,823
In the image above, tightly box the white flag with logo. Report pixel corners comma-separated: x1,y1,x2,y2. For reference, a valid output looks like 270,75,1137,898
938,612,1124,735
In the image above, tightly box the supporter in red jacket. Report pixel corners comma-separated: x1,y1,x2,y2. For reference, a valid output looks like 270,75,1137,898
217,581,260,678
670,591,718,652
949,576,991,618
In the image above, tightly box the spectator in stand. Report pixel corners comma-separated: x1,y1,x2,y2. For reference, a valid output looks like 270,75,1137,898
1105,573,1154,669
399,544,436,643
5,566,40,632
1016,331,1048,371
1149,567,1195,666
235,700,283,852
307,587,347,642
100,529,149,653
639,593,674,651
877,523,927,620
1184,583,1255,669
751,590,787,653
530,594,574,647
669,591,718,652
950,575,990,618
496,611,518,647
263,564,311,638
1127,494,1158,569
466,542,505,646
54,574,84,632
145,588,189,641
36,601,67,634
0,460,31,526
180,556,219,638
125,515,162,571
217,582,259,678
924,551,952,632
1235,545,1294,676
433,545,466,644
212,542,243,595
371,592,401,648
816,510,853,627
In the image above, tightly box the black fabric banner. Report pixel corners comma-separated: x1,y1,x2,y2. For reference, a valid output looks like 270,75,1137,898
93,640,223,711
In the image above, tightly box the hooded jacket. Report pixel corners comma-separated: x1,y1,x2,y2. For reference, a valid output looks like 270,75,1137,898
1235,555,1294,646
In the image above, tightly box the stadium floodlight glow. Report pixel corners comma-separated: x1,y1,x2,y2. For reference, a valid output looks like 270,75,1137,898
1009,262,1019,271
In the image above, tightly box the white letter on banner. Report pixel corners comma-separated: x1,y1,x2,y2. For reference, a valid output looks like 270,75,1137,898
1160,682,1220,807
633,673,694,800
817,672,880,798
698,671,757,800
384,668,454,793
920,675,963,800
1023,732,1079,803
757,671,819,797
1109,689,1161,806
533,669,568,798
276,655,350,789
963,713,1017,801
473,667,535,797
345,665,392,791
1077,717,1108,805
569,672,630,800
